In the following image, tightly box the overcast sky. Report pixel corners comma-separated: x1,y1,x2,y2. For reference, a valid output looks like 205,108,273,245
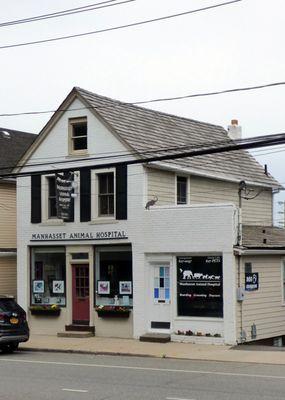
0,0,284,220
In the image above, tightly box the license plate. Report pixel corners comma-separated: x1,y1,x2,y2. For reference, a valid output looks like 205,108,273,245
10,317,18,324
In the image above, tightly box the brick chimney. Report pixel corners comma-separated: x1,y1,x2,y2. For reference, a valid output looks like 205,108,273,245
228,119,242,140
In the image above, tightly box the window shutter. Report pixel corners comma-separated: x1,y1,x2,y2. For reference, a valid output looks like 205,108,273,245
116,164,127,220
31,174,42,223
80,168,91,222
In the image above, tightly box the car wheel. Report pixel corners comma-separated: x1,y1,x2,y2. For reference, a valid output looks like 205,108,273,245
1,343,19,353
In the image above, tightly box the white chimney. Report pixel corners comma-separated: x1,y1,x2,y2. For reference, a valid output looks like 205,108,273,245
227,119,242,140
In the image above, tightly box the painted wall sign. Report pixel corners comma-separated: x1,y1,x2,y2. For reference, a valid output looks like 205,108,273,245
30,231,128,241
245,272,259,291
177,256,223,318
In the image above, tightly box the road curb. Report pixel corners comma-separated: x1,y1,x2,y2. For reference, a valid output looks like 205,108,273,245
20,347,157,358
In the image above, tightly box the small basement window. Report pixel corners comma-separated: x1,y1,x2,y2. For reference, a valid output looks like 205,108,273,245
69,118,87,153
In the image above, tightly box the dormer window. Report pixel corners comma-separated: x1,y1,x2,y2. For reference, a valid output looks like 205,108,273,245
69,117,87,154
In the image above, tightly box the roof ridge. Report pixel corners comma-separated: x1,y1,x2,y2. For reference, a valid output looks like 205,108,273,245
74,86,227,132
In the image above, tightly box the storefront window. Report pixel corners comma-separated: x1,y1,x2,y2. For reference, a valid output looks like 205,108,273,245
177,256,223,318
95,247,132,306
31,247,66,306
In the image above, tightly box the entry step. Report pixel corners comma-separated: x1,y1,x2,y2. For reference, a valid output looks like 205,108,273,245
65,324,95,333
57,331,95,338
139,333,171,343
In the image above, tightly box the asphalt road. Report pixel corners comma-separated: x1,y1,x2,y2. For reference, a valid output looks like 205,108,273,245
1,351,285,400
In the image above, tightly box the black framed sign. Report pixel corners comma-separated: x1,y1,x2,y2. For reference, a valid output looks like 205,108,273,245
177,256,223,318
245,272,259,291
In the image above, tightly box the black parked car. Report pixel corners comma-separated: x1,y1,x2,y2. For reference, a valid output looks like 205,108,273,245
0,296,29,353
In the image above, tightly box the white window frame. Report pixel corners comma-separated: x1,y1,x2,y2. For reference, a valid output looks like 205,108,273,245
68,117,88,155
175,174,190,205
41,174,63,224
91,168,116,222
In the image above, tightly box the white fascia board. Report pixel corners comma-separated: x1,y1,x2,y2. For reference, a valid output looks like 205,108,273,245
148,202,237,211
147,161,278,189
234,248,285,255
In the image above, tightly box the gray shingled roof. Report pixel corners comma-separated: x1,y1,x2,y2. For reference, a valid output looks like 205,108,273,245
242,225,285,248
76,87,280,188
0,128,36,174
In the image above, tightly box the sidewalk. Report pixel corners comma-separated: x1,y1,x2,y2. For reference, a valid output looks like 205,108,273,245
20,334,285,365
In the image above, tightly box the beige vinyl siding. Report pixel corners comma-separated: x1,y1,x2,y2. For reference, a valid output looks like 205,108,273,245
0,257,17,297
190,176,273,226
236,255,285,343
146,170,273,225
0,182,16,248
147,168,175,206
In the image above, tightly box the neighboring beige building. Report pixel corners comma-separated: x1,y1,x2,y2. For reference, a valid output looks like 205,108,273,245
0,128,35,297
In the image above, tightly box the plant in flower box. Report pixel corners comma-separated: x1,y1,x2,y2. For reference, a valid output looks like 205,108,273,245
95,305,130,318
29,304,61,316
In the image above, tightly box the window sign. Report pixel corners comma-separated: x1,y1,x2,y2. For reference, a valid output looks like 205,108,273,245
52,280,65,294
245,273,259,291
33,280,45,293
177,256,223,318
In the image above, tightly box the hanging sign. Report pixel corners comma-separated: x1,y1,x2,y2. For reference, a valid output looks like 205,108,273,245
245,272,259,291
177,256,223,318
56,172,73,220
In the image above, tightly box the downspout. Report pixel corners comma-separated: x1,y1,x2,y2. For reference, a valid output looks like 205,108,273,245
237,181,245,343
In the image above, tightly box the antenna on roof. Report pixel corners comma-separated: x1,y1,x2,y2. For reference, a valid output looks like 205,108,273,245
1,130,11,139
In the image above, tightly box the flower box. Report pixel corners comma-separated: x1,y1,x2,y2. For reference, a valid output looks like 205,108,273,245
30,305,61,316
95,306,130,318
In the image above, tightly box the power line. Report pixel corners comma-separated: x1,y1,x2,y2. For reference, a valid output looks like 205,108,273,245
1,79,285,118
0,0,242,50
0,133,282,174
2,131,285,179
133,82,285,105
0,0,131,28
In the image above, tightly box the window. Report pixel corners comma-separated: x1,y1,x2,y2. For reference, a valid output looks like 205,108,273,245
98,173,114,216
47,176,57,219
69,118,87,153
177,176,188,204
31,247,66,306
95,247,132,306
91,169,116,220
154,266,170,304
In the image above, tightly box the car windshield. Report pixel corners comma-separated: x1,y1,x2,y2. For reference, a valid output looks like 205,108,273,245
0,299,22,313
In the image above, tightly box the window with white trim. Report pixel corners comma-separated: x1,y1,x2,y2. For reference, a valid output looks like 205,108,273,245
176,176,189,205
98,172,114,216
69,117,87,154
91,168,116,220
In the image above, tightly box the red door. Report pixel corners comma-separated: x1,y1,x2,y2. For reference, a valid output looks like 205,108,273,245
72,264,90,324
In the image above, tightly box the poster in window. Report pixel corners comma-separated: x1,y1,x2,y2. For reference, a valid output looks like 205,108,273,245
52,280,65,294
97,280,110,295
119,281,132,295
33,280,45,293
177,256,223,318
